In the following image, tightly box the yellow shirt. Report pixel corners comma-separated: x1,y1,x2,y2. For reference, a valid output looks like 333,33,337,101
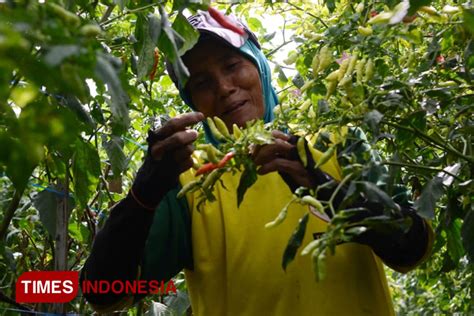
177,159,395,316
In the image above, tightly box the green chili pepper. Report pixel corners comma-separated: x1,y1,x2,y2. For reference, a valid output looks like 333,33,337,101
177,180,201,198
207,117,226,141
301,196,325,213
297,137,308,168
202,169,222,190
315,146,336,169
232,124,243,139
213,116,231,139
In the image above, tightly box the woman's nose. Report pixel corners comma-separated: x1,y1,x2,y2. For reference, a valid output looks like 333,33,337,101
216,74,237,97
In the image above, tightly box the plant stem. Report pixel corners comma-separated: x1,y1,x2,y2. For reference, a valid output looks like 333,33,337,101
328,173,353,218
286,2,329,28
382,120,474,164
382,161,462,181
0,189,24,241
100,2,163,27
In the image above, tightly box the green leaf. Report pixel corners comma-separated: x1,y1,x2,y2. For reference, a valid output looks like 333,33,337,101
282,213,309,270
114,0,128,11
43,45,81,67
326,0,336,12
172,12,199,56
357,181,401,212
414,177,444,219
95,53,130,133
364,110,383,135
158,6,190,86
103,134,127,177
462,210,474,261
463,9,474,34
396,110,427,148
72,138,101,208
61,95,95,132
137,14,161,80
237,164,257,207
446,218,465,262
33,188,75,237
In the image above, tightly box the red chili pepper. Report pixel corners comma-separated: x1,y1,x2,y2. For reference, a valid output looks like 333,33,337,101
208,7,245,36
370,10,378,17
436,55,445,64
217,152,235,168
195,152,235,176
149,47,159,81
195,162,218,176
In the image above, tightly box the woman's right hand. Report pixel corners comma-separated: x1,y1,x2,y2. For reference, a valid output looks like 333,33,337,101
131,112,204,210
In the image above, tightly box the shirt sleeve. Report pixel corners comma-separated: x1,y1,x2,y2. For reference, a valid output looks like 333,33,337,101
141,186,194,282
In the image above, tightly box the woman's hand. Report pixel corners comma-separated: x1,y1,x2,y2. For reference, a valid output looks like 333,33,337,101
253,131,320,190
131,112,204,209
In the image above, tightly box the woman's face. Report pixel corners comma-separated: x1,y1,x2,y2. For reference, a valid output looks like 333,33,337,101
184,38,264,128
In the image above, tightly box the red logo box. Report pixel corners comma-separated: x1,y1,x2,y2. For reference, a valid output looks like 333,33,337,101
16,271,79,303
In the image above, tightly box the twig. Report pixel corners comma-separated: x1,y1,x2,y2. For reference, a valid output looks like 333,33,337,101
267,41,294,57
382,161,463,181
286,1,328,28
328,173,353,218
100,2,163,27
99,4,116,24
0,189,24,241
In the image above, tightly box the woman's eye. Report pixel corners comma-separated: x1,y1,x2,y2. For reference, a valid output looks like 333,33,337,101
227,61,240,70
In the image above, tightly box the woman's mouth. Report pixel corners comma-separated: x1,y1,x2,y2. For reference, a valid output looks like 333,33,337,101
223,100,247,116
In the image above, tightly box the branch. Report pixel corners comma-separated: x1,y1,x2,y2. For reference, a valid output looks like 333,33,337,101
382,120,474,164
99,4,116,24
382,161,463,181
0,189,24,241
286,1,328,28
100,2,163,27
0,290,33,313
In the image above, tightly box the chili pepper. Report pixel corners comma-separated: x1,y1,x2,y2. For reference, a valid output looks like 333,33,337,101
363,59,374,82
301,196,325,214
207,117,226,141
232,124,243,139
208,7,245,35
337,58,350,81
357,26,373,36
197,144,222,164
80,24,102,37
48,3,80,26
149,47,160,81
339,53,358,87
213,116,231,139
325,70,339,82
297,137,308,168
177,180,201,198
315,146,336,169
202,169,222,189
195,162,218,176
217,151,235,168
265,204,289,228
316,45,332,73
299,99,311,112
311,53,320,77
325,80,337,99
355,58,367,84
300,79,315,92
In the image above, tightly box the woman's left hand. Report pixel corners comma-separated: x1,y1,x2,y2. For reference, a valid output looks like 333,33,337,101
252,131,318,190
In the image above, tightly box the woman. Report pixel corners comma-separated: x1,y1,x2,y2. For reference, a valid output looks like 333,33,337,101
82,10,432,315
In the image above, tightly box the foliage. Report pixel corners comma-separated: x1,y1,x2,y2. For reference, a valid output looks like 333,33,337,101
0,0,473,315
